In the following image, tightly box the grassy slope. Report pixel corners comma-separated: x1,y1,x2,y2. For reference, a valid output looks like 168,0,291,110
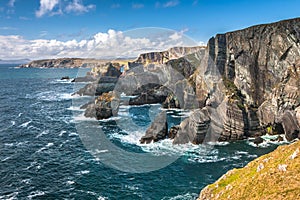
198,140,300,200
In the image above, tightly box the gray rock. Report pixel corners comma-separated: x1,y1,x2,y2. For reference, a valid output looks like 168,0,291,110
140,111,168,144
253,136,264,146
173,109,210,145
61,76,70,80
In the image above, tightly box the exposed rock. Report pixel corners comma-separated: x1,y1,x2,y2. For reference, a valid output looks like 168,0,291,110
72,75,97,82
140,111,168,144
258,63,300,141
104,63,122,77
253,136,264,146
281,111,300,141
166,56,197,79
129,87,169,105
270,135,284,142
131,46,205,65
84,92,119,120
168,125,180,139
114,62,199,109
173,109,211,145
74,76,118,96
61,76,70,80
18,58,108,68
162,93,180,109
189,17,300,143
219,99,246,141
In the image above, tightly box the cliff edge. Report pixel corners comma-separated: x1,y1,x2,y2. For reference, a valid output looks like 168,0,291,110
198,140,300,200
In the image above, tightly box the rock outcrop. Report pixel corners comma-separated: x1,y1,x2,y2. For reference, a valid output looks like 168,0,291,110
140,111,168,144
176,17,300,143
198,140,300,200
84,92,119,120
18,58,110,68
258,63,300,141
74,76,118,96
173,109,211,144
76,18,300,140
131,46,205,65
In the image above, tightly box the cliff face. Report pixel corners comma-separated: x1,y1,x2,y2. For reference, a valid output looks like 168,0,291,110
132,46,205,65
177,18,300,143
218,18,300,105
198,140,300,200
18,58,109,68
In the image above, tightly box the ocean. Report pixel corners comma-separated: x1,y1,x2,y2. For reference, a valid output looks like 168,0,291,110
0,64,282,199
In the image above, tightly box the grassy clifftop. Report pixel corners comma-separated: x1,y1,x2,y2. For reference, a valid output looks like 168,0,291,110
198,140,300,200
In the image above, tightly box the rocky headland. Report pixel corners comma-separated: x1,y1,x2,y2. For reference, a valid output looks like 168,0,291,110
74,18,300,145
18,58,113,68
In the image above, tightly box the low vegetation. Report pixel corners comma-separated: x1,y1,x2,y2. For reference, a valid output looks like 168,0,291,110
198,140,300,200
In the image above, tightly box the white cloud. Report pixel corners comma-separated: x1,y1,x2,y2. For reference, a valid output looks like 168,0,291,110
35,0,60,17
65,0,95,13
0,29,201,60
35,0,95,17
169,32,181,40
169,28,188,40
8,0,15,7
0,26,17,30
163,0,179,8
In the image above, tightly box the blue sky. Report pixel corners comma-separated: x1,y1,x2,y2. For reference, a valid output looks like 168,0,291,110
0,0,300,59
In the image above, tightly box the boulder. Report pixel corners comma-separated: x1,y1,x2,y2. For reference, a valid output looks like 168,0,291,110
162,93,180,109
253,136,264,146
72,75,97,82
61,76,70,80
105,64,121,77
281,111,300,141
271,135,284,142
168,125,180,139
84,92,119,120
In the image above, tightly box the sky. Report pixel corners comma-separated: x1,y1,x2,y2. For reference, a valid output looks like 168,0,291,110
0,0,300,60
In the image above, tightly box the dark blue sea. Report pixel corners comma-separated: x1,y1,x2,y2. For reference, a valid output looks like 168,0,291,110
0,64,283,199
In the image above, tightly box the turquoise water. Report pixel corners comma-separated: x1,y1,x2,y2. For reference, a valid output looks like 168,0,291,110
0,64,278,199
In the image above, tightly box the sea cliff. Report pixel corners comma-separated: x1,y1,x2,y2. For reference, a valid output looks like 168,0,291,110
171,17,300,144
18,58,108,68
73,18,300,145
